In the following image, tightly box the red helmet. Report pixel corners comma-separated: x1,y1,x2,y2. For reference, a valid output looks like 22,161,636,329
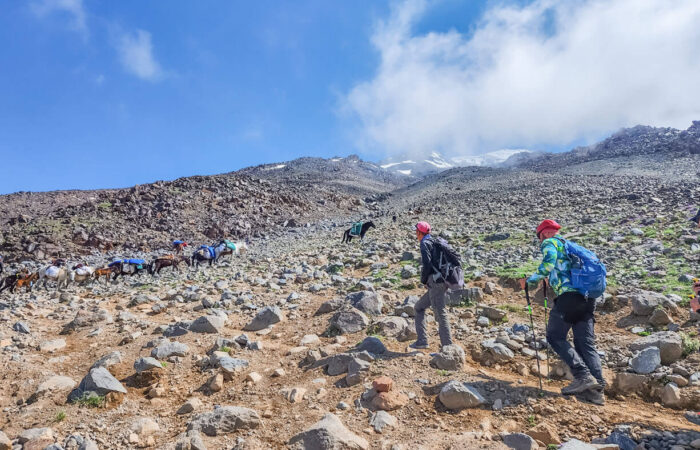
536,219,561,236
415,221,431,234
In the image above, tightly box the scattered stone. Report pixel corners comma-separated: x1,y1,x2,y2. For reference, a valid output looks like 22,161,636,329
288,413,368,450
13,321,30,334
629,347,661,374
328,307,369,335
372,376,393,393
189,315,225,334
244,306,284,331
370,390,408,411
438,380,485,410
430,344,466,371
177,398,204,415
649,309,672,326
39,339,66,353
660,382,681,408
370,411,397,433
69,367,127,402
503,433,538,450
346,290,383,315
134,357,163,373
353,336,387,355
629,331,683,365
188,406,261,436
151,340,189,359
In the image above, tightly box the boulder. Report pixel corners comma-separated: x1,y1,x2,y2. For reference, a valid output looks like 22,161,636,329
477,305,506,321
502,433,538,450
446,287,484,306
134,357,164,373
315,298,345,315
328,307,369,335
244,306,284,331
288,413,368,450
346,291,383,315
189,315,225,334
482,340,515,362
372,316,408,338
430,344,466,371
614,373,648,394
438,380,485,410
629,331,683,365
649,309,672,326
630,291,676,316
352,337,387,355
395,295,419,317
659,382,682,408
629,347,660,374
187,406,260,436
369,411,397,433
370,390,408,411
151,341,189,359
69,367,126,402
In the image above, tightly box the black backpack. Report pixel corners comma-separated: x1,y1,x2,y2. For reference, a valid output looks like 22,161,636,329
430,237,464,290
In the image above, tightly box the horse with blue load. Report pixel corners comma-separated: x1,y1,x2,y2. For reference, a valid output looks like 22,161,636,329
172,240,188,255
191,241,231,268
109,258,148,280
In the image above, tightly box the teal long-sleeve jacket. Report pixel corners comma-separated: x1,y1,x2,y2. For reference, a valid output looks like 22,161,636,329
527,235,577,297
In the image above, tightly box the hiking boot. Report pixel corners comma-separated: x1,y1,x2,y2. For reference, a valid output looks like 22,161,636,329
409,341,429,350
578,387,605,405
561,375,599,395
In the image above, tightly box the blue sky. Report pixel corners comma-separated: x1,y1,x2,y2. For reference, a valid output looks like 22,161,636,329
2,0,699,194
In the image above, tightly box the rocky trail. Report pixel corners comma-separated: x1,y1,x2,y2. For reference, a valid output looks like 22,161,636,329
1,128,700,449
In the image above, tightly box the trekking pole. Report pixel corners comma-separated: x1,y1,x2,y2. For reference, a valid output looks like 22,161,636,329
542,281,550,379
524,283,544,394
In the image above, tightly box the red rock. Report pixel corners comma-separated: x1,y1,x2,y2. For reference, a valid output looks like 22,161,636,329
372,376,393,393
370,391,408,411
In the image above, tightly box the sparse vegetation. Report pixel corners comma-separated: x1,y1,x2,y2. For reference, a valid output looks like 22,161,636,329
436,369,450,376
681,332,700,357
54,410,66,422
219,346,232,353
75,393,105,408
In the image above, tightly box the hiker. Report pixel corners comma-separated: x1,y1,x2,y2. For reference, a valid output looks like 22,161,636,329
410,221,454,350
522,219,605,404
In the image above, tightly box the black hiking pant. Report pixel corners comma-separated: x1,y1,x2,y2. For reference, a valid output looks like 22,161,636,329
546,291,604,386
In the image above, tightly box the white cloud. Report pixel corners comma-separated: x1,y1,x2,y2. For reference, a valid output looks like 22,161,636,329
345,0,700,158
31,0,88,37
116,29,162,81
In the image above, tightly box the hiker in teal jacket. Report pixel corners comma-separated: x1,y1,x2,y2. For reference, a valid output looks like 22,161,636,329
524,219,604,404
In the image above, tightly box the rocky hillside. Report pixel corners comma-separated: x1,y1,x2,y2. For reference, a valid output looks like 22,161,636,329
0,157,409,262
515,122,700,170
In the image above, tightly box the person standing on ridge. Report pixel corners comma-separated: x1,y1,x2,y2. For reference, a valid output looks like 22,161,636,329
522,219,605,404
410,221,454,350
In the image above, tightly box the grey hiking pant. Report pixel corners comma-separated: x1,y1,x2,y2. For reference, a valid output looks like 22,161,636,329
414,280,453,347
546,291,604,386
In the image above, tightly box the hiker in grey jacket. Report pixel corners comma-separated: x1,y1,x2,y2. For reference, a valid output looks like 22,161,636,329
410,221,454,350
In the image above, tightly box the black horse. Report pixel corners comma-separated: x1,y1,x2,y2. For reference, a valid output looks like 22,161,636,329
111,261,148,280
149,255,190,275
342,221,376,243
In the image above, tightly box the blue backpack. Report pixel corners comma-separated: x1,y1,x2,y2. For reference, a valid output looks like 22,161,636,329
554,237,607,299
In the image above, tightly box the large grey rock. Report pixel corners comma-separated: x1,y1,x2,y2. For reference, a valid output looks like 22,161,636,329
243,306,284,331
369,411,397,433
216,357,249,377
395,295,419,317
430,344,466,371
446,287,484,306
482,339,515,362
289,413,368,449
629,331,683,365
151,340,189,359
649,308,672,326
559,439,596,449
91,351,123,370
187,406,260,436
629,347,660,374
328,307,369,335
438,380,485,410
477,305,506,321
502,433,538,450
605,430,638,450
346,291,383,315
630,291,677,315
134,357,163,373
345,358,370,386
69,367,126,402
315,298,344,315
372,316,408,338
175,429,207,450
189,315,225,334
352,337,387,355
323,351,374,376
614,373,648,394
660,382,681,408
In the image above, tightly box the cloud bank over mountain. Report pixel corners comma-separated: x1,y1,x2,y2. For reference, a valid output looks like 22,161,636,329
345,0,700,159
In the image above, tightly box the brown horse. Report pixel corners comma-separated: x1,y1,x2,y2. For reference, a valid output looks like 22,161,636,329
0,269,29,293
14,272,39,293
93,267,113,283
173,241,188,255
149,255,190,275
